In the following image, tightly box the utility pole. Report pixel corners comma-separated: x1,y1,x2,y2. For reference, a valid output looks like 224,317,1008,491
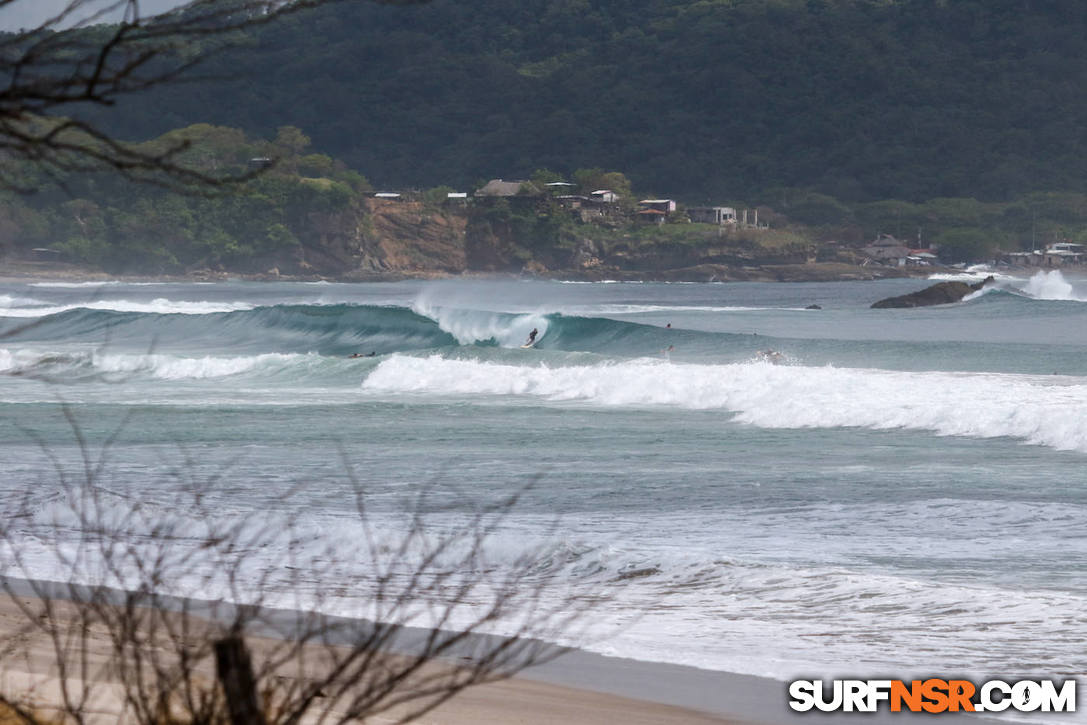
1032,207,1037,252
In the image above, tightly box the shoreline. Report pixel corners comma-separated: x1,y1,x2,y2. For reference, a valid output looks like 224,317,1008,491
0,578,995,725
0,259,941,285
0,578,734,724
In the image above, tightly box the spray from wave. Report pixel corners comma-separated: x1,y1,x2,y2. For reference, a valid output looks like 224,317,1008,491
1020,269,1087,301
411,296,549,347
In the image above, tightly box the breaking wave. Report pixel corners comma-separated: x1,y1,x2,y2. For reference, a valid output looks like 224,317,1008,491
1020,269,1087,301
363,356,1087,453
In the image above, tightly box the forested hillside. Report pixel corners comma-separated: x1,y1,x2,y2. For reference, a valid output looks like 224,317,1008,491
74,0,1087,204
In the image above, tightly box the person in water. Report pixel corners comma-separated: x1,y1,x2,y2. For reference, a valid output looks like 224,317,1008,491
526,328,538,345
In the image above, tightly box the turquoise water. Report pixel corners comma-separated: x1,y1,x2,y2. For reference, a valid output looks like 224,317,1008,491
2,271,1086,691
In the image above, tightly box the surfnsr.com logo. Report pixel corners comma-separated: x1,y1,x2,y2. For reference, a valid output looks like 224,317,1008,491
788,679,1076,713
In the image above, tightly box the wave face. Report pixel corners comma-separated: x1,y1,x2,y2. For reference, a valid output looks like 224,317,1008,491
0,304,456,355
4,276,1087,699
0,298,751,359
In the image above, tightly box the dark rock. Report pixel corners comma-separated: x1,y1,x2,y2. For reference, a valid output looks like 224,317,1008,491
871,276,994,308
805,304,822,309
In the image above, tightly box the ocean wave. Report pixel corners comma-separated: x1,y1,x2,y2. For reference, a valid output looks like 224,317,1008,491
0,348,332,382
0,297,256,318
1019,269,1087,301
0,303,459,355
362,356,1087,452
94,351,314,380
0,294,49,309
27,281,168,288
926,266,1019,283
411,298,549,347
8,496,1086,684
576,303,811,314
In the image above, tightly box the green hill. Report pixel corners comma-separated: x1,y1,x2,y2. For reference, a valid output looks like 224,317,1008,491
72,0,1087,205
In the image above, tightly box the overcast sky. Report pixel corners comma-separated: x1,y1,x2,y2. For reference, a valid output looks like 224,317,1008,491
0,0,188,31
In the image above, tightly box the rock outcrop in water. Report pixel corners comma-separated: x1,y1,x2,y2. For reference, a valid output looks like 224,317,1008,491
870,276,995,308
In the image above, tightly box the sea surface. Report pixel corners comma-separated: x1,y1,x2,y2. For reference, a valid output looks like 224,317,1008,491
1,270,1086,713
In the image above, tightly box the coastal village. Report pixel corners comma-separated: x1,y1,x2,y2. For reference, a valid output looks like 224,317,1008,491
8,169,1085,281
365,176,1087,276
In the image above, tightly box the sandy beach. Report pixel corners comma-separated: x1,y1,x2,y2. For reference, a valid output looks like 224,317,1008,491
0,582,1001,725
0,585,736,724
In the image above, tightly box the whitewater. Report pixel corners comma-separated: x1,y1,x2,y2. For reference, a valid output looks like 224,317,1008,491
2,271,1086,719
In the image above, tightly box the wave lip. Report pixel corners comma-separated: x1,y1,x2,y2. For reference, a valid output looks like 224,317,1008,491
363,355,1087,453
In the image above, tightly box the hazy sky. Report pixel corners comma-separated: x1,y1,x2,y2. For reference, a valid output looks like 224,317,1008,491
0,0,188,31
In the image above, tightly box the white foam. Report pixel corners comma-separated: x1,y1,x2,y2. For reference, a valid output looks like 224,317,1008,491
926,265,1019,284
28,281,166,288
411,298,549,347
0,298,255,317
363,356,1087,452
577,304,809,314
93,352,308,379
1019,269,1086,301
9,500,1087,694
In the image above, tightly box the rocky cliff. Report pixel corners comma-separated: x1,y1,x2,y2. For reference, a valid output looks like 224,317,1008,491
229,198,923,283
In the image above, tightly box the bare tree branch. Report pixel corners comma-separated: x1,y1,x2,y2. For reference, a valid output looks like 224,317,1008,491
0,0,428,192
0,411,600,723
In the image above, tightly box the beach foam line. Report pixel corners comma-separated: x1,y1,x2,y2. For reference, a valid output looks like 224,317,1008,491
362,355,1087,452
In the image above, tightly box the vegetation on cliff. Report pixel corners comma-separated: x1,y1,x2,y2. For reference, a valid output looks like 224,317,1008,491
0,124,372,274
70,0,1087,207
8,0,1079,275
5,118,1087,277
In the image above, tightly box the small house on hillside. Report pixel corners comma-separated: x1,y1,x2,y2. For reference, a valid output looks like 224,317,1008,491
373,192,402,200
475,179,539,197
861,234,912,266
1044,242,1085,266
688,206,737,225
999,250,1042,267
589,189,619,203
638,199,676,213
545,182,576,194
555,195,590,209
907,249,939,266
636,209,667,225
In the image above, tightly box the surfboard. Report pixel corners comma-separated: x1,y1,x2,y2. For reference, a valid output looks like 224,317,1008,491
520,341,537,349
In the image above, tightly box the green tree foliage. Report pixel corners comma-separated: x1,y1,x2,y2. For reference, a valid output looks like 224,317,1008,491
63,0,1087,205
934,228,998,263
785,192,854,227
573,169,632,198
3,124,366,273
